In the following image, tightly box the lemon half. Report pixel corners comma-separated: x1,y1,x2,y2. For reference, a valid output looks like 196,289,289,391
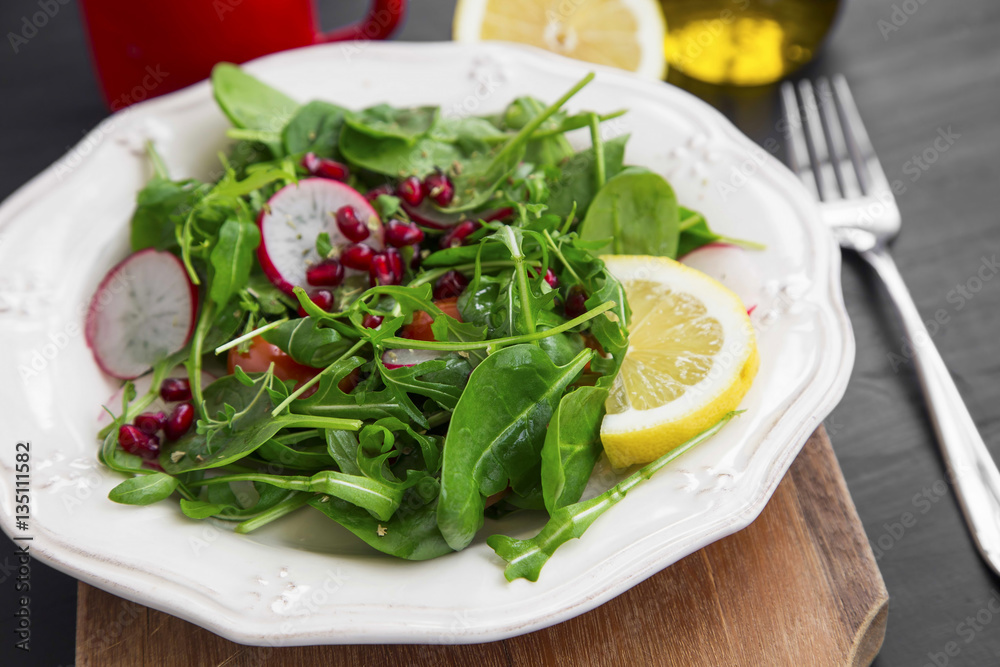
600,255,758,468
454,0,667,80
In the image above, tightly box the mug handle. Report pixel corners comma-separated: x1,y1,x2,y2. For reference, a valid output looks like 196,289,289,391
317,0,407,43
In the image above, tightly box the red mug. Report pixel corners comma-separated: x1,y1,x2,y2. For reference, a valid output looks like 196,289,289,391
79,0,407,110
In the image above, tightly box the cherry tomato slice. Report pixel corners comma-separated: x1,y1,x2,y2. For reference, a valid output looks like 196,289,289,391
227,336,358,394
399,297,462,341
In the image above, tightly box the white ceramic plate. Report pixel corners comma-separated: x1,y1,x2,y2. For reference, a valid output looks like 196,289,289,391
0,42,853,645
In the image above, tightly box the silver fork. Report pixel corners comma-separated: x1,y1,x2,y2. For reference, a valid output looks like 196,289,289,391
781,76,1000,577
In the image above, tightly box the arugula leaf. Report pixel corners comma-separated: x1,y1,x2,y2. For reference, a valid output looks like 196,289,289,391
377,355,471,411
209,219,260,309
579,167,681,257
489,412,740,581
436,345,592,550
161,374,361,473
294,359,416,423
108,473,179,506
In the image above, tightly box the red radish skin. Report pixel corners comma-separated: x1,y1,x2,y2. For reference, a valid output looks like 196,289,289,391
679,242,762,312
85,249,198,380
257,179,384,295
399,202,513,230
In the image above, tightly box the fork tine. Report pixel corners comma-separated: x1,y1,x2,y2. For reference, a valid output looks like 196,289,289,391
830,75,892,197
815,78,864,200
797,80,840,201
779,82,819,199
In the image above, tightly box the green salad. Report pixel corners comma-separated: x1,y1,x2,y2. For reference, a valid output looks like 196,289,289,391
89,63,740,581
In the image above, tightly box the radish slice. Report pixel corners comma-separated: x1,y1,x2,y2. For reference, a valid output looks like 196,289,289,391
401,201,513,230
258,178,384,294
680,243,762,311
382,348,443,369
85,249,198,380
96,369,216,429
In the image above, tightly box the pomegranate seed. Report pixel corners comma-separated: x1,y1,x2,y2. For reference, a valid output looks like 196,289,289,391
160,378,191,402
118,424,147,453
164,403,195,441
440,221,480,249
298,289,335,317
336,206,370,243
386,247,404,281
385,219,424,247
363,314,384,329
564,287,588,320
306,259,345,287
134,411,166,436
369,253,396,286
364,183,394,203
301,153,349,181
434,270,469,299
341,243,375,271
530,267,560,289
424,172,455,207
396,176,425,206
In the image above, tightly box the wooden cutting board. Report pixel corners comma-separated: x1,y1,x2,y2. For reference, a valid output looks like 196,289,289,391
76,427,888,666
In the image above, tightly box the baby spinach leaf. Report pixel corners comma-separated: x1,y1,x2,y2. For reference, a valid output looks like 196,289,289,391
579,167,680,257
310,494,453,561
108,473,179,506
283,100,349,158
338,125,463,178
180,499,228,519
256,438,335,470
546,134,629,221
346,104,438,143
676,206,718,257
326,429,363,476
489,412,739,581
503,96,574,167
540,386,606,512
436,345,592,551
130,176,203,252
211,63,300,145
262,318,353,368
209,219,260,309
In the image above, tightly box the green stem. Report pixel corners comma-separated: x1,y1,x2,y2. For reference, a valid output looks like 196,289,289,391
380,300,615,351
214,317,288,355
489,73,595,170
589,112,606,192
503,227,536,335
272,415,363,431
234,492,312,534
270,339,366,417
226,128,282,144
409,260,541,288
543,230,582,285
186,300,217,420
146,141,169,179
96,363,172,440
559,201,578,236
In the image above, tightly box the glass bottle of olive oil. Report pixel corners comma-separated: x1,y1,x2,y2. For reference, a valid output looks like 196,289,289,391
661,0,841,86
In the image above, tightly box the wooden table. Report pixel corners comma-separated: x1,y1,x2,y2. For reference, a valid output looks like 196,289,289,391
75,429,888,666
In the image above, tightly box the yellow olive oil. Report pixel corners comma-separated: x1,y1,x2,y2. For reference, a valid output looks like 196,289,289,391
661,0,841,86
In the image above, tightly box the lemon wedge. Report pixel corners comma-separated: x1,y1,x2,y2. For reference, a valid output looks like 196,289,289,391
599,255,758,468
453,0,667,80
